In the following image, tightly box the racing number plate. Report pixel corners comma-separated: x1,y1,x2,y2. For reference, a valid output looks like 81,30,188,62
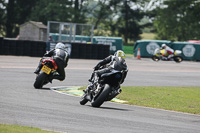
41,65,51,74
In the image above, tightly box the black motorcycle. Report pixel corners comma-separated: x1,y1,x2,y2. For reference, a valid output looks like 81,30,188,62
33,57,58,89
80,67,128,107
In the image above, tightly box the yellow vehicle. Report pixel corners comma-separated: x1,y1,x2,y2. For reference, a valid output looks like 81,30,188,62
152,48,183,63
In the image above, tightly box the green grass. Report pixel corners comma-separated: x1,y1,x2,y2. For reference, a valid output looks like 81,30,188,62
118,86,200,114
0,124,59,133
123,45,133,55
79,86,200,114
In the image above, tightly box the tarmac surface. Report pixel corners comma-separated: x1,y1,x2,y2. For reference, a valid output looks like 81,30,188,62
0,55,200,133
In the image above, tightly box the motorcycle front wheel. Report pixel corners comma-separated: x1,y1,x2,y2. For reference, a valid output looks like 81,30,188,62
80,92,89,105
152,56,160,61
34,72,48,89
91,84,111,108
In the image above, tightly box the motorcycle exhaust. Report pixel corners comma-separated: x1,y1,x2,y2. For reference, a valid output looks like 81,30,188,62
106,88,122,101
117,88,122,94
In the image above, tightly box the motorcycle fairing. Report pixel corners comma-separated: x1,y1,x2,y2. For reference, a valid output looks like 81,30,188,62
42,58,58,70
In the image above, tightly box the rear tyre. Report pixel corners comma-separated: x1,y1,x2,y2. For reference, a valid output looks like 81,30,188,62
152,56,160,61
91,84,111,108
174,56,183,63
34,72,48,89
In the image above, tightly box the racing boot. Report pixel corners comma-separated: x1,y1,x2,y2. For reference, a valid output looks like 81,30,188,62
167,54,174,60
162,56,168,60
34,63,43,74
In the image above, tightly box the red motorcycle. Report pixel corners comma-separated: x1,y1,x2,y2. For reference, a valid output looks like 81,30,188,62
34,58,58,89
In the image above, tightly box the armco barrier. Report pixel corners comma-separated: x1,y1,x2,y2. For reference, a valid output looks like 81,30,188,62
0,38,110,59
134,40,200,61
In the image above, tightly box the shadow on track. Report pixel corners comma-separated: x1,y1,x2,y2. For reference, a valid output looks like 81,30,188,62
85,105,130,111
34,87,51,90
100,106,131,111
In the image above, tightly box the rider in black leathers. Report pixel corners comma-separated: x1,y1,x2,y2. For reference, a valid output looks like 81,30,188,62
34,42,69,81
89,50,127,84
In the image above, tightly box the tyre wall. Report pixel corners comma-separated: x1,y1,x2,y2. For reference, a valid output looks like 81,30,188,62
0,39,46,57
0,38,110,59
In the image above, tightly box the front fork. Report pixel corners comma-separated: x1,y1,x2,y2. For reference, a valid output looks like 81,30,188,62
84,83,102,102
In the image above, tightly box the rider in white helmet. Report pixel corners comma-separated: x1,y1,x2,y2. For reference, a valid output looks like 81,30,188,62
161,44,174,60
34,42,69,82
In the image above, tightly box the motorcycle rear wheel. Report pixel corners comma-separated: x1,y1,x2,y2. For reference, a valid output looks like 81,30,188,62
152,56,160,61
174,56,183,63
34,72,48,89
91,84,111,108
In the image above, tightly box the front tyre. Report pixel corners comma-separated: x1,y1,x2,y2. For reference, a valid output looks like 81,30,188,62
34,72,48,89
91,84,111,108
152,56,160,62
174,56,183,63
80,93,89,105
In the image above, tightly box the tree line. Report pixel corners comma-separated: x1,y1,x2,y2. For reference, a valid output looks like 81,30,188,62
0,0,200,43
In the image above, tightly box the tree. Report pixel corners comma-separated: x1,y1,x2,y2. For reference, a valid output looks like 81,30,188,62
30,0,73,25
153,0,200,41
6,0,15,37
3,0,37,37
87,0,144,43
3,0,89,37
115,0,144,43
72,0,88,23
0,0,6,36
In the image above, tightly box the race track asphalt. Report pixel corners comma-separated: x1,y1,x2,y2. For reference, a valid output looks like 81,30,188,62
0,56,199,133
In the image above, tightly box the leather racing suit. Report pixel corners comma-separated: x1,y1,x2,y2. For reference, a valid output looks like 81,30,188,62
162,46,174,59
91,55,127,84
34,48,69,81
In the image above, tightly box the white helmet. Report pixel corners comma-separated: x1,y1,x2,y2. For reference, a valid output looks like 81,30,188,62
161,44,167,49
114,50,126,59
55,42,65,50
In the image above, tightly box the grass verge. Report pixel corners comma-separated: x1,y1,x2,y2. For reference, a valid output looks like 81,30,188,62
118,86,200,114
0,124,59,133
79,86,200,114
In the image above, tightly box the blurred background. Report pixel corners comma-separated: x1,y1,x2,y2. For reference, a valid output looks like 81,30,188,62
0,0,200,59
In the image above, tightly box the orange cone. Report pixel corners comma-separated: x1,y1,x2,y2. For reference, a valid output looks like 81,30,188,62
137,48,141,59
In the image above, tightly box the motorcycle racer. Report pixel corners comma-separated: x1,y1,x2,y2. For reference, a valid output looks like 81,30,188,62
88,50,128,84
34,42,69,81
161,44,174,60
80,50,128,107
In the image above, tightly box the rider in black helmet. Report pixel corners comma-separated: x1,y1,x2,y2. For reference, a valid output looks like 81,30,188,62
34,42,69,81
